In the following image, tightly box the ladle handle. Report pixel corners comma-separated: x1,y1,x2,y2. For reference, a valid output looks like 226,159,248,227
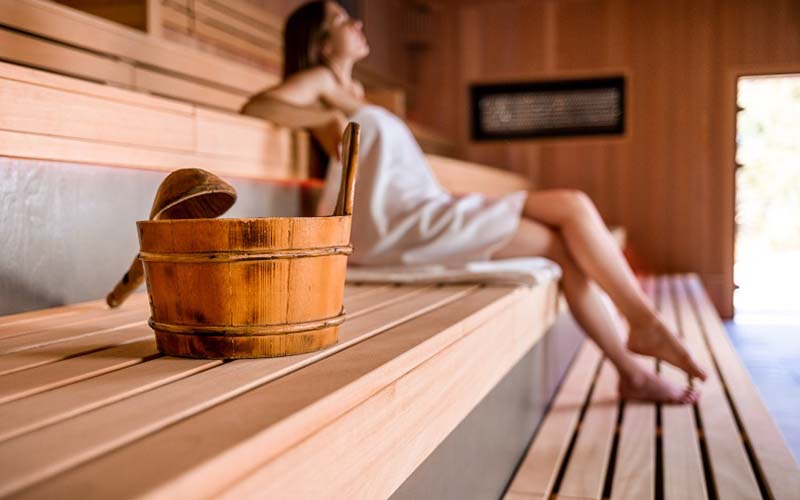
333,122,360,217
106,256,144,308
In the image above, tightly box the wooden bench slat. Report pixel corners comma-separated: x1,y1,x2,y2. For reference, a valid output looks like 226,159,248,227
669,276,762,500
0,286,418,440
0,356,218,443
214,287,555,499
0,285,478,496
0,309,147,355
0,339,157,405
0,27,133,87
132,67,248,111
558,359,620,499
0,324,150,376
0,76,196,151
656,276,708,500
685,274,800,500
14,285,543,499
0,293,147,338
608,276,657,500
611,397,656,500
0,286,381,375
504,341,602,498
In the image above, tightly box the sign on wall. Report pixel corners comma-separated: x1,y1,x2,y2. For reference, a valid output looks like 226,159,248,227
471,77,626,140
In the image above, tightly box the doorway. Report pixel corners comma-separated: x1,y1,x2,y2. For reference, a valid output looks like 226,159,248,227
733,74,800,322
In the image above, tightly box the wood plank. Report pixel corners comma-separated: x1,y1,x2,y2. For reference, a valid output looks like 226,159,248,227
0,285,428,441
504,341,601,497
657,275,707,500
0,128,291,180
216,286,556,499
0,324,151,376
0,356,218,443
0,338,158,405
0,27,132,87
558,359,619,499
427,153,530,195
132,67,248,111
685,273,800,500
194,107,291,161
0,285,480,496
670,275,761,500
15,284,554,499
0,0,275,93
0,60,191,113
610,396,656,500
195,0,282,50
193,16,280,65
0,75,195,151
0,309,147,355
610,275,658,500
0,292,146,331
610,281,656,500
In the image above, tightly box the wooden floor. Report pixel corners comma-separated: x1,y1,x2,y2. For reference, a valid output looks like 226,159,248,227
505,273,800,500
0,280,560,498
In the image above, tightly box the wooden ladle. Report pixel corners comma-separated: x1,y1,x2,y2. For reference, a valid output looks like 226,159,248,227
106,168,237,308
333,122,360,217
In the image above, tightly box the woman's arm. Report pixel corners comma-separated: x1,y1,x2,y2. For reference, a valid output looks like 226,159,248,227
240,67,343,128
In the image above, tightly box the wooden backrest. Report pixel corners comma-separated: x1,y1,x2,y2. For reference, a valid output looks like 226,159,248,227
0,0,277,112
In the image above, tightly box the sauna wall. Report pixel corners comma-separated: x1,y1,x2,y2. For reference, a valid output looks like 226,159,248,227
413,0,800,317
0,159,304,315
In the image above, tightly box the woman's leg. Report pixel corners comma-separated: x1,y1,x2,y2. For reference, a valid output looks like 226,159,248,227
518,189,706,381
493,218,698,403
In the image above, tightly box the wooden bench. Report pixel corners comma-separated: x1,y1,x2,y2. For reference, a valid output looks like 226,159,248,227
0,279,566,498
504,273,800,500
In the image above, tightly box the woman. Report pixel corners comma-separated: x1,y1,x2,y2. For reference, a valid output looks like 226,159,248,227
241,1,707,403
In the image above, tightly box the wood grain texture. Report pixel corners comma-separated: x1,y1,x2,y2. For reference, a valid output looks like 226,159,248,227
669,275,761,500
11,284,554,499
0,285,483,496
558,360,619,499
421,0,800,318
685,274,800,500
504,341,601,498
656,276,708,500
0,0,273,93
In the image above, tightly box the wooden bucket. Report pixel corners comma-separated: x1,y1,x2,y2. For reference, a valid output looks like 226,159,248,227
137,123,360,359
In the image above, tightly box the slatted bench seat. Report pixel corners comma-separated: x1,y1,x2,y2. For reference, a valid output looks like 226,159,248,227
0,278,573,499
504,273,800,500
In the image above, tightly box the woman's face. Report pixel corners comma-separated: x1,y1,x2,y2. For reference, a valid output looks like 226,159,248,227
320,2,370,63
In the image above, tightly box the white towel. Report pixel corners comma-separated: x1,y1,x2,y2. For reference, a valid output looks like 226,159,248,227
346,257,562,288
317,105,528,267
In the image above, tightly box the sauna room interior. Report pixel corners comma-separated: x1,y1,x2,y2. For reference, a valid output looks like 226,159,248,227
0,0,798,499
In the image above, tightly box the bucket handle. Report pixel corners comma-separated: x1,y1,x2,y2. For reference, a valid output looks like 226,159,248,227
333,122,360,217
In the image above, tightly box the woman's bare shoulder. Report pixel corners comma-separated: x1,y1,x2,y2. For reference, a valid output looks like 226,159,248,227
260,66,338,106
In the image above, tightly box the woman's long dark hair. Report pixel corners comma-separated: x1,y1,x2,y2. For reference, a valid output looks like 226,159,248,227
283,1,329,80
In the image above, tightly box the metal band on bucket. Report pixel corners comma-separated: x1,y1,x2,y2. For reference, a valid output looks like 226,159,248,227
148,309,347,336
139,245,353,263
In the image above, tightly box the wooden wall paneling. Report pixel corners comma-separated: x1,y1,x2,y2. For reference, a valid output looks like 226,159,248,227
0,0,275,94
51,0,148,31
430,0,800,316
160,0,193,34
195,0,282,49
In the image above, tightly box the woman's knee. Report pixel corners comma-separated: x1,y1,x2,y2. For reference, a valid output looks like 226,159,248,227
561,189,601,224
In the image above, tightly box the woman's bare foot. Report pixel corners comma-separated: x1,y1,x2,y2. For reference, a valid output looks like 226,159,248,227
626,316,708,381
619,370,699,404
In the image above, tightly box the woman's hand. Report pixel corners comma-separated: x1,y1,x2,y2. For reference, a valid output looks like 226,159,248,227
310,111,348,162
